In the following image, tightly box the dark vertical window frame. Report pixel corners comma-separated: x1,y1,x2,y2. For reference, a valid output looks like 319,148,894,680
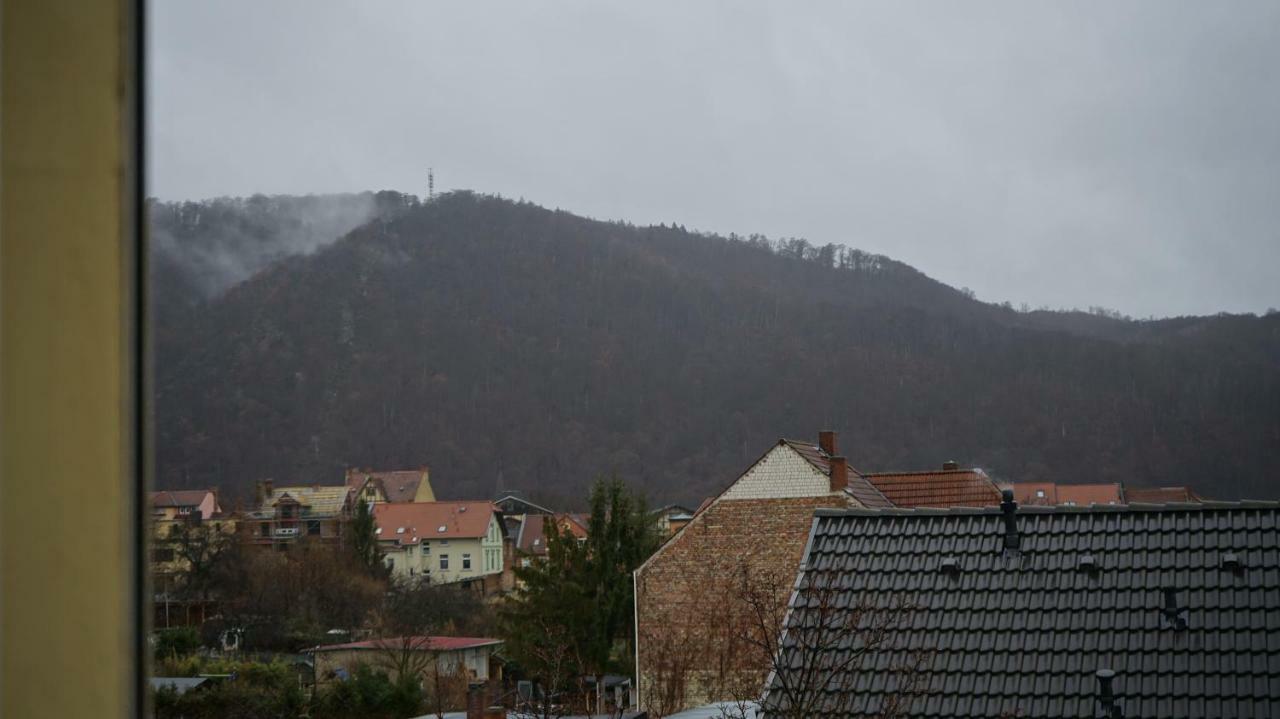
132,1,149,716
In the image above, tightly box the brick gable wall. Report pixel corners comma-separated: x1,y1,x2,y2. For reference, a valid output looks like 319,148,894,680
635,493,856,715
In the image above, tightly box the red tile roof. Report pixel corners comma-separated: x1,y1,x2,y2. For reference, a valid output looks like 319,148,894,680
1126,486,1204,503
863,469,1002,508
373,501,498,545
1009,482,1059,505
309,636,501,653
1057,483,1125,505
1010,482,1126,506
516,512,588,555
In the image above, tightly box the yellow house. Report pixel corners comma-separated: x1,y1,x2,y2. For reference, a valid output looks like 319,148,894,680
149,489,236,628
374,501,505,588
150,489,224,540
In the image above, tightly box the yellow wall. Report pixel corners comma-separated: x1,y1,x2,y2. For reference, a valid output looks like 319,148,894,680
383,515,504,584
1,0,140,717
413,472,437,502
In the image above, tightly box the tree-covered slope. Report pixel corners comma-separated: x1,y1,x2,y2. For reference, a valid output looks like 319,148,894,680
153,192,1280,504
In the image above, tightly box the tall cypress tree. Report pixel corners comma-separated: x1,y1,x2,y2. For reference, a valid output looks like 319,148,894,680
350,497,383,577
500,477,661,714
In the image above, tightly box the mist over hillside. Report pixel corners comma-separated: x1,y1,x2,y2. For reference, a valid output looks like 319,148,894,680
152,192,1280,505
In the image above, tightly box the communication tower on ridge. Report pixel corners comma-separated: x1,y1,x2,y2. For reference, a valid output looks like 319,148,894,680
427,168,434,200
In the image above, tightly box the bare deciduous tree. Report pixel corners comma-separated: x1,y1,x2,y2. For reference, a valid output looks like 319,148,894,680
747,563,929,719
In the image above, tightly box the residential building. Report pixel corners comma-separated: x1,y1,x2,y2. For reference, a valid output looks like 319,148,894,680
635,431,889,714
494,491,557,516
150,489,223,539
309,636,502,688
241,479,359,547
1011,481,1125,506
760,496,1280,718
1009,481,1205,506
510,512,588,567
652,504,697,537
346,467,436,504
149,487,236,627
374,501,506,589
636,431,1019,715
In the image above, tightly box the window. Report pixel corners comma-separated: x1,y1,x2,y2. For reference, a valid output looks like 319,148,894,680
462,553,471,570
151,547,175,563
260,523,270,537
440,554,449,570
1035,490,1046,498
307,519,321,535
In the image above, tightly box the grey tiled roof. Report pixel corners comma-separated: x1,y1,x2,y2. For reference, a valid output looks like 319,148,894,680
762,501,1280,718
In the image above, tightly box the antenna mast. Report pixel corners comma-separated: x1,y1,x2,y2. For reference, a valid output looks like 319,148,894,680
427,168,434,200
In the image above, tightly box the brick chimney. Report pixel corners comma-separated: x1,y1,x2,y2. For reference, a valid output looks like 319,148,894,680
829,456,849,492
257,479,274,505
818,430,837,456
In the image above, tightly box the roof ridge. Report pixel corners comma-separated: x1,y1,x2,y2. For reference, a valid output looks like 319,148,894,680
864,469,980,477
816,499,1280,517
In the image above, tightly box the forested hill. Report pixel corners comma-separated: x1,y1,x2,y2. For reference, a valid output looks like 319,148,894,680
152,191,1280,505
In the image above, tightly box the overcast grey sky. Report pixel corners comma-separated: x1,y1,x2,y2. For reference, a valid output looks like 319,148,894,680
150,1,1280,317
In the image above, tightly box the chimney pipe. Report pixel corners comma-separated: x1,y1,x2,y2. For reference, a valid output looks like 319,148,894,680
818,430,837,456
1000,489,1020,551
942,460,959,471
829,456,849,492
1095,669,1122,718
1161,588,1188,630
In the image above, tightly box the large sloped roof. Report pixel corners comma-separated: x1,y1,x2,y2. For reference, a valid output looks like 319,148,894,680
247,485,352,519
763,501,1280,718
373,501,499,545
